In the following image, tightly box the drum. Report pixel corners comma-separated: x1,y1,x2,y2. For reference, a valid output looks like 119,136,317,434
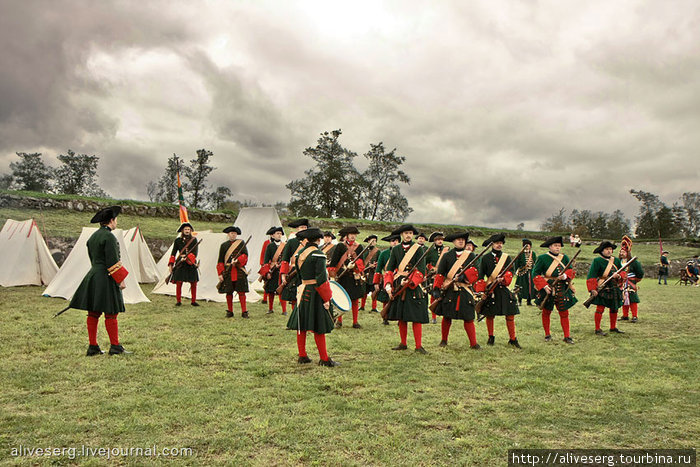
329,280,351,312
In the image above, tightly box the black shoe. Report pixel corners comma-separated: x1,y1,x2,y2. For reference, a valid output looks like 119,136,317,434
619,316,630,321
359,307,365,311
392,344,408,350
298,356,312,364
86,345,104,356
108,344,132,355
508,339,522,349
595,329,608,336
563,337,574,344
471,344,481,350
191,302,200,307
335,322,343,329
175,302,182,307
241,312,249,318
225,311,233,318
415,347,428,354
382,319,390,325
438,340,447,347
544,335,552,342
352,323,362,329
266,310,274,314
631,317,638,323
487,336,495,346
527,300,532,306
262,299,268,304
609,328,625,334
281,311,287,316
319,358,339,367
370,308,379,313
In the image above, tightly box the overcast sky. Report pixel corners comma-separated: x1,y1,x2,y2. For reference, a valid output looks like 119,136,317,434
1,0,698,229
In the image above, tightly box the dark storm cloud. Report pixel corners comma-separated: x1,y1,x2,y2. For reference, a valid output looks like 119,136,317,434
1,1,698,228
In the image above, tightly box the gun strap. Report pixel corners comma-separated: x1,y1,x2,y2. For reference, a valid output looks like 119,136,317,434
446,251,472,281
486,253,509,285
602,257,616,279
545,254,565,278
364,247,379,264
224,239,243,264
395,243,421,277
333,242,359,269
271,241,286,264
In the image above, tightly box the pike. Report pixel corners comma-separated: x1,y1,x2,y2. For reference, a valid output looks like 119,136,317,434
475,245,527,321
216,235,252,291
583,256,637,308
428,243,493,314
536,249,581,311
165,237,203,284
380,246,433,320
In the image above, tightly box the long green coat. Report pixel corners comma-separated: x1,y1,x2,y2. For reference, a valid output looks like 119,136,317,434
622,258,644,304
531,252,577,311
360,245,380,294
217,240,249,293
384,242,428,323
330,241,365,300
69,226,125,315
286,244,335,334
375,248,391,303
435,249,477,321
513,250,537,300
587,256,623,310
170,236,199,283
262,241,283,294
280,236,303,302
478,251,519,316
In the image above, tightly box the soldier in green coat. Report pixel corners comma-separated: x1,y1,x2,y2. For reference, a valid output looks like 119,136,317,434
359,234,380,313
618,243,644,323
586,241,627,336
328,226,365,328
532,236,577,344
168,222,200,306
69,206,131,356
286,228,338,367
426,231,449,324
216,226,249,318
383,225,429,354
474,233,521,348
279,218,309,315
374,234,399,325
513,239,537,306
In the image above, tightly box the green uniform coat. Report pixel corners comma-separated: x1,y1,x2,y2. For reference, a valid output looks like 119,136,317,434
375,248,391,303
69,226,125,315
330,241,365,300
622,258,644,304
217,240,249,293
435,249,477,321
478,251,519,316
513,250,537,301
587,256,623,310
532,252,577,311
280,236,303,302
385,242,429,323
170,236,199,283
262,241,283,294
286,244,335,334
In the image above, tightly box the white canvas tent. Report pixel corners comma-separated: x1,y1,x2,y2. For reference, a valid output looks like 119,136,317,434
233,207,286,283
151,230,261,303
43,227,150,304
123,226,159,283
0,219,59,287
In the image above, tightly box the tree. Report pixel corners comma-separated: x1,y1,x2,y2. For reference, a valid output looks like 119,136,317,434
540,208,569,232
53,149,102,196
146,181,158,202
287,130,361,218
680,192,700,237
606,210,631,239
516,222,525,231
657,206,680,237
589,212,609,238
184,149,214,209
359,142,412,221
569,209,593,236
630,189,664,237
0,173,12,190
156,154,182,204
9,152,52,192
208,186,232,210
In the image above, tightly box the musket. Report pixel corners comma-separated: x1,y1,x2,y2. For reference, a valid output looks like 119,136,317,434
536,249,581,311
428,243,493,313
475,245,527,319
165,238,203,284
336,246,360,280
216,235,252,290
583,256,637,308
53,305,71,318
380,245,433,320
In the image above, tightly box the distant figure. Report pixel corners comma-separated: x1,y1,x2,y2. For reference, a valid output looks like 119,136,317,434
569,233,576,247
658,251,670,285
686,260,699,286
574,235,582,248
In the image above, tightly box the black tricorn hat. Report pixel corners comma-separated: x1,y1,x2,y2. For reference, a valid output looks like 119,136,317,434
323,231,336,239
445,231,470,242
381,234,400,242
288,218,309,228
364,234,378,242
428,232,444,242
391,224,419,235
177,222,194,233
266,226,283,235
297,227,323,241
466,240,477,249
539,236,563,248
338,226,360,236
593,240,617,254
482,233,505,246
522,238,532,246
90,206,122,224
416,232,428,240
223,226,241,234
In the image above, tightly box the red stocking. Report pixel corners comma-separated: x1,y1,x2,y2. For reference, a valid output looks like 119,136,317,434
486,316,495,337
190,282,197,303
505,315,516,340
104,314,120,345
226,294,233,312
87,313,99,346
412,322,423,349
268,294,275,311
175,281,183,303
542,309,552,335
352,300,359,325
314,332,329,361
609,311,617,330
622,305,629,318
595,305,605,330
296,331,307,357
631,303,638,318
398,320,408,345
361,295,367,309
371,297,377,310
280,300,287,314
441,318,451,342
238,292,247,312
559,311,570,338
464,320,477,347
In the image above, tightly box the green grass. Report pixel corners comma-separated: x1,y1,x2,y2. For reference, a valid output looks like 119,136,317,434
2,207,698,266
0,281,698,465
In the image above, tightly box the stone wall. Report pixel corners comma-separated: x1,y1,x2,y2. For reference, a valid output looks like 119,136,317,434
0,193,233,223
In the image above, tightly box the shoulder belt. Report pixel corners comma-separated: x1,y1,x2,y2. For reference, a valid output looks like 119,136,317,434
272,241,287,263
486,253,509,284
333,242,359,269
602,257,617,279
435,246,450,270
296,246,317,270
544,254,565,278
446,251,471,281
224,239,243,264
397,244,421,276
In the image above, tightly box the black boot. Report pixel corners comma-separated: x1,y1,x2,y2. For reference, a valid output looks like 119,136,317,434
175,302,182,307
415,347,428,354
335,321,343,329
595,329,608,336
526,300,532,306
544,335,552,342
392,343,408,350
297,356,312,364
225,311,234,318
86,345,104,356
619,316,629,321
108,344,132,355
487,335,495,346
191,301,200,307
241,312,249,318
471,344,481,350
609,328,625,334
382,319,390,325
508,339,522,349
319,358,339,367
563,337,574,344
352,323,362,329
438,340,447,347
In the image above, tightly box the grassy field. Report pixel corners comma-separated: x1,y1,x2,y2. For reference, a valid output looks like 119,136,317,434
1,207,698,267
0,280,698,465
